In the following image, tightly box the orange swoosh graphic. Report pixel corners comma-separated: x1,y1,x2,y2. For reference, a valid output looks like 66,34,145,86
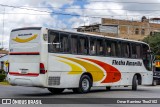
57,56,104,82
80,58,121,83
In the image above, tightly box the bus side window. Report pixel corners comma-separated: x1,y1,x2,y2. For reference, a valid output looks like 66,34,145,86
90,38,96,55
78,37,88,55
142,44,152,71
117,41,121,57
97,39,104,56
136,45,141,58
60,33,69,53
122,42,130,58
131,44,141,59
48,31,60,53
106,40,111,56
71,35,78,54
131,44,137,58
111,41,116,57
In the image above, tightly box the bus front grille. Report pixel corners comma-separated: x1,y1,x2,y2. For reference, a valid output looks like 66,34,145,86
48,76,60,86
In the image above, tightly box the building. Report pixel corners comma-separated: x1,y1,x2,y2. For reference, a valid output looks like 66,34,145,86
76,16,160,40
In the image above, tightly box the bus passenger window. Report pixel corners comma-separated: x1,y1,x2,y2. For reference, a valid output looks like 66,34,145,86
60,34,69,53
143,44,152,71
131,44,141,59
97,39,104,56
71,35,78,54
111,42,116,57
48,31,60,53
106,41,111,56
131,44,137,58
122,43,130,58
136,45,141,58
90,38,96,55
117,42,121,57
78,37,88,54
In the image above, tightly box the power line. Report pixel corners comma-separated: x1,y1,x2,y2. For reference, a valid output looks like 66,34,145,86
50,7,160,12
0,12,160,17
1,8,5,49
2,4,160,12
0,4,51,13
74,0,160,4
0,3,160,19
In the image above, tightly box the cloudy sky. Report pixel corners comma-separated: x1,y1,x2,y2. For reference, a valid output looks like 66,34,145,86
0,0,160,49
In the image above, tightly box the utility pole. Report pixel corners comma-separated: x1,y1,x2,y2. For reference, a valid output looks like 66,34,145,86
2,7,5,49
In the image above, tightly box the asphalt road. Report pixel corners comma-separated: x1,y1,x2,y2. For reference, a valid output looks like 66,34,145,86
0,85,160,98
0,85,160,107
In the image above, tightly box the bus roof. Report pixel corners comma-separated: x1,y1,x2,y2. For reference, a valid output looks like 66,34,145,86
49,28,149,46
11,27,42,32
11,27,148,45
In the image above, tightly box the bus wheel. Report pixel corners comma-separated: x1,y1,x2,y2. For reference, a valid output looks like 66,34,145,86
106,86,111,90
152,80,157,86
48,88,65,94
132,75,138,91
74,75,92,94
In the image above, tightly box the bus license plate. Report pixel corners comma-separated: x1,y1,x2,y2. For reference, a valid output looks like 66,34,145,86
20,69,28,74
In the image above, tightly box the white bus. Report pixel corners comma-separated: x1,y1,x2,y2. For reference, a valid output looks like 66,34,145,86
8,27,153,94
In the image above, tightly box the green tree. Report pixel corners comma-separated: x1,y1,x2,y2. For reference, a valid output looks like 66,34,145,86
143,34,160,55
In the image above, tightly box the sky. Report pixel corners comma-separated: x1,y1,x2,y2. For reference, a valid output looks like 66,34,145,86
0,0,160,49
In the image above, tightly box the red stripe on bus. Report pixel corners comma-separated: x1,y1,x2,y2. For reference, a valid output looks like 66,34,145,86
9,72,39,76
9,52,40,55
80,58,121,83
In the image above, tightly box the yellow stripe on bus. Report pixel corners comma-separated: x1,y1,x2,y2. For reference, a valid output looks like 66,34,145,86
57,56,104,82
12,34,38,43
58,60,83,74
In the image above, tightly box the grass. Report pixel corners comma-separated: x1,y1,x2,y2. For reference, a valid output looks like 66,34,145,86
0,80,10,86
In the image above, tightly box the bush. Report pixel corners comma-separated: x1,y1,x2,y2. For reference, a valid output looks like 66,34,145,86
0,74,6,82
0,69,6,82
0,69,5,74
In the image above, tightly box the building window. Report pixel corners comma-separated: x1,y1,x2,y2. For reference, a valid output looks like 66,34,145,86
141,29,145,35
135,28,139,35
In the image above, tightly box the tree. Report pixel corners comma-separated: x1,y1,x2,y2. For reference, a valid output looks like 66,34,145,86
143,33,160,55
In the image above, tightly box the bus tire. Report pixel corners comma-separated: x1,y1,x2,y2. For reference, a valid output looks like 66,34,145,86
75,75,92,94
132,75,138,91
152,80,157,86
48,88,65,94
